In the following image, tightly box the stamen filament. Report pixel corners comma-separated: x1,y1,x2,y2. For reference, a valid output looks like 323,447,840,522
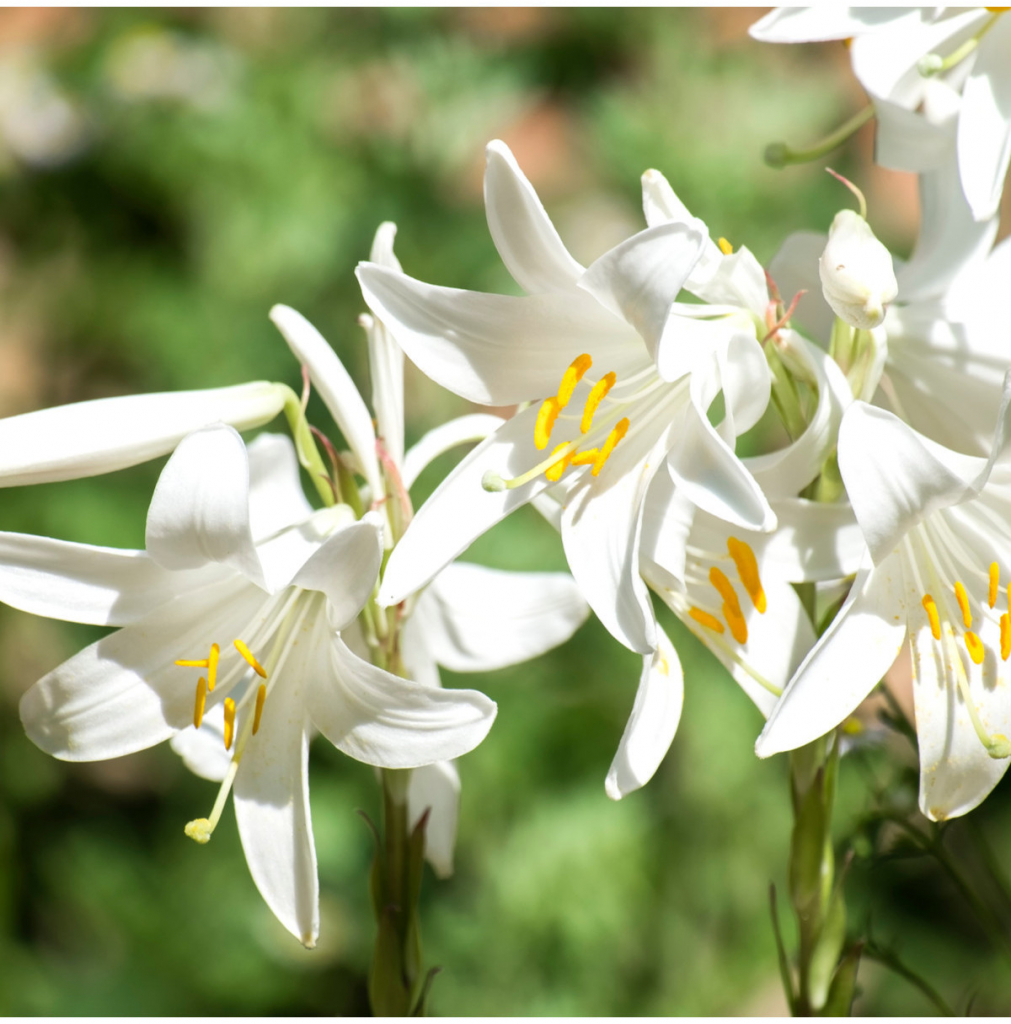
581,372,616,433
544,443,572,482
922,594,941,640
224,698,237,750
185,759,240,845
253,684,267,735
591,418,630,477
534,397,562,450
557,354,593,407
234,639,267,678
689,607,724,633
727,538,766,613
954,580,972,629
193,677,207,729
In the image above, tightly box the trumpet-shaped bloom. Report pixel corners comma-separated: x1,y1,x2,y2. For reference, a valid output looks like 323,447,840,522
751,7,1011,221
12,424,498,946
758,382,1011,821
359,141,775,658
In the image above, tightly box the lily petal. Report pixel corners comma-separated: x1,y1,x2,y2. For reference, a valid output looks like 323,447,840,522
269,304,383,500
20,574,264,761
412,561,588,672
289,513,384,630
578,221,706,366
0,532,222,627
308,635,497,768
247,433,314,542
0,382,284,488
484,139,585,294
957,18,1011,222
604,626,683,799
408,760,461,879
356,264,646,406
234,677,319,948
146,424,265,587
756,555,907,757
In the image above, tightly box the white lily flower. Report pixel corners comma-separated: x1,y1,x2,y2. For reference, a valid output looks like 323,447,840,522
751,7,1011,221
758,380,1011,821
270,268,589,878
358,141,775,658
771,146,1006,454
11,424,498,948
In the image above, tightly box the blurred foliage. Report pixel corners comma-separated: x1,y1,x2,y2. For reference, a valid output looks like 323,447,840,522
0,7,1009,1016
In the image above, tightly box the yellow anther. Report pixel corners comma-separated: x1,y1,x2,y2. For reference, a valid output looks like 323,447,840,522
207,643,219,692
1002,613,1011,661
724,604,749,644
922,595,941,641
580,372,616,433
570,449,599,466
234,639,267,678
193,677,207,729
556,353,593,407
544,443,573,483
534,397,562,450
842,717,864,736
175,657,210,669
689,607,725,634
717,237,734,256
990,562,1001,608
954,580,972,629
223,698,236,751
965,630,985,665
592,417,630,477
253,684,267,736
709,566,742,617
727,537,766,613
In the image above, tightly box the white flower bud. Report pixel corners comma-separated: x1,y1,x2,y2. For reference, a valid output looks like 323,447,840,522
819,209,897,330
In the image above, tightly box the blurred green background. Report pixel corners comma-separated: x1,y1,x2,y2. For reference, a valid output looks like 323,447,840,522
2,7,1011,1015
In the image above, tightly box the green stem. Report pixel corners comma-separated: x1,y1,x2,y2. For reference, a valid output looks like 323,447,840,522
862,941,956,1016
765,105,875,169
280,385,336,508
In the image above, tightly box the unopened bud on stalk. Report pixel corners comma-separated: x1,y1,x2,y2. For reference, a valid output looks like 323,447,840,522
819,208,897,330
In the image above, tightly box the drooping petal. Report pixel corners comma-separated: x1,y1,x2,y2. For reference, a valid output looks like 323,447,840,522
638,470,695,588
577,221,706,366
255,505,357,596
604,626,683,799
0,532,222,627
234,677,319,948
247,433,314,542
379,404,552,607
957,18,1011,222
484,139,585,294
269,304,383,500
145,424,265,588
288,513,384,629
401,413,505,491
0,381,285,488
20,573,264,761
666,391,775,532
838,403,981,563
717,332,772,439
408,760,461,879
412,561,588,673
308,635,497,768
756,555,907,757
356,264,647,406
768,231,834,345
170,703,230,782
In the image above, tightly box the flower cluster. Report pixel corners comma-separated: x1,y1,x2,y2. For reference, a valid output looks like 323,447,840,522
2,6,1011,972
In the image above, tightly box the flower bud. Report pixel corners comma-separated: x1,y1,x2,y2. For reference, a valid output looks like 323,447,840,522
819,209,897,330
